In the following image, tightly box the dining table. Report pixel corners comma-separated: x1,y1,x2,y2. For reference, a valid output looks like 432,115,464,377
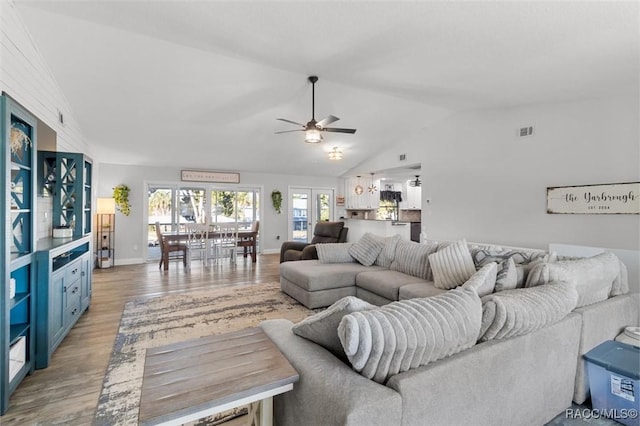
161,229,258,270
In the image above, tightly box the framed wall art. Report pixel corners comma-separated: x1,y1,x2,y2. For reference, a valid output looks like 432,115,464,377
546,182,639,214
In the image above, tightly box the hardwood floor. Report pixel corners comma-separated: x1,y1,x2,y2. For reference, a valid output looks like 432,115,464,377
1,253,281,425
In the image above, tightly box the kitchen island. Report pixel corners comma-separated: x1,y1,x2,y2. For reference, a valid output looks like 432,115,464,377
343,218,412,242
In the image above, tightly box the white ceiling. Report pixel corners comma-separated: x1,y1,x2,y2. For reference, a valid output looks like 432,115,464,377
14,1,639,177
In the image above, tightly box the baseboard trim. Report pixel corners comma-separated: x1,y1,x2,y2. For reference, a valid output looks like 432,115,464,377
262,249,280,255
114,258,144,266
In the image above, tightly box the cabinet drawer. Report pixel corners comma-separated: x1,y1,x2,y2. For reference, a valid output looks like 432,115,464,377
65,259,82,283
64,301,82,327
65,280,81,311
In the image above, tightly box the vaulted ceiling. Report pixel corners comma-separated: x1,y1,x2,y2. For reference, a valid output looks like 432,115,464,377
14,1,639,177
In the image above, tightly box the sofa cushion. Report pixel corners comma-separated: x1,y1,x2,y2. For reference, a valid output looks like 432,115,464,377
524,252,621,308
280,260,381,292
349,233,385,266
390,240,438,280
316,242,356,264
461,263,497,297
337,287,482,384
356,270,428,301
398,282,447,300
292,296,376,360
429,239,476,289
374,234,402,268
479,281,578,341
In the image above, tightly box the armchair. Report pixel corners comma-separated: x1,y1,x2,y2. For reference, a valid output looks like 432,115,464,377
280,221,348,263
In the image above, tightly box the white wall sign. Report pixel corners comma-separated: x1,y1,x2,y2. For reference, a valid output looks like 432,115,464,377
181,170,240,183
547,182,640,214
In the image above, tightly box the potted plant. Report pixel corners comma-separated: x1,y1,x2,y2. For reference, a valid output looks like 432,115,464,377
271,190,283,214
113,184,131,216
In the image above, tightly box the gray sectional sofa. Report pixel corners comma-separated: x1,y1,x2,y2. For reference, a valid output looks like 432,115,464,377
267,235,640,425
279,236,549,309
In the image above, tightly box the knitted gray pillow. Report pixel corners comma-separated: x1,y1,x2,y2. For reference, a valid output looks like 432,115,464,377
374,234,402,268
292,296,375,360
390,240,438,280
429,239,476,289
338,287,482,384
525,252,621,308
316,242,356,264
479,281,578,341
348,233,384,266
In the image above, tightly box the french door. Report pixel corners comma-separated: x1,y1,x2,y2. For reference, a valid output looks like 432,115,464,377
289,187,334,242
146,184,260,261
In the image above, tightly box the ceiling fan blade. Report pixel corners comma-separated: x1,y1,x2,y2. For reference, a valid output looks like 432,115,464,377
277,118,305,126
316,115,340,128
275,129,304,134
323,127,357,134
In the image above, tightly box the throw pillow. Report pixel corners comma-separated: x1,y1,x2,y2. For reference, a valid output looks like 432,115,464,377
470,248,548,292
292,296,376,360
524,252,621,308
479,281,578,341
374,234,402,268
316,242,356,264
389,240,438,280
494,257,518,292
348,233,385,267
611,259,629,296
429,239,476,289
337,287,482,384
461,263,497,297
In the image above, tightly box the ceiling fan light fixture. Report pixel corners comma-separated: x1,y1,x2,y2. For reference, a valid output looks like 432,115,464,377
328,146,343,160
305,128,322,143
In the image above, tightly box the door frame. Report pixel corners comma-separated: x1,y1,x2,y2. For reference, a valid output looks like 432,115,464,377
287,186,335,243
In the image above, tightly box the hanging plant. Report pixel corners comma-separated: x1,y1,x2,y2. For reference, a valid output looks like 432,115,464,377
113,184,131,216
271,190,283,214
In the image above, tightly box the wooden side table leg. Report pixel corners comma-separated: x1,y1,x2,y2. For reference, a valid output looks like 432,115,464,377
248,397,273,426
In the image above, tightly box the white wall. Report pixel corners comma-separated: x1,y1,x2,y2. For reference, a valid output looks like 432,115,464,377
0,1,89,155
353,95,639,251
421,95,639,250
97,163,341,264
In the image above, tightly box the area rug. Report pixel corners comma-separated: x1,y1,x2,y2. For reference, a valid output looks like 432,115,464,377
94,282,313,425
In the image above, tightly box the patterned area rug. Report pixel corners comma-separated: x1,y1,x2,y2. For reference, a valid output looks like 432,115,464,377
94,282,313,425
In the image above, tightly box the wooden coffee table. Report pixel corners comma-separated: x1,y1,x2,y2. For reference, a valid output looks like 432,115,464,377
138,327,298,426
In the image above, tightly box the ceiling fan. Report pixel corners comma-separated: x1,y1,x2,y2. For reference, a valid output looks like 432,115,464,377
409,175,422,187
275,76,356,143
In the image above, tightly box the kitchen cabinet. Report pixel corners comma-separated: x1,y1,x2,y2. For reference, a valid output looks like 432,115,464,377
35,235,92,369
0,95,37,414
345,176,380,210
400,183,422,210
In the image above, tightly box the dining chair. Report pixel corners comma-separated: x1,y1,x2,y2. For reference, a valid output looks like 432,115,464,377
185,223,210,268
155,222,188,270
237,220,259,262
215,223,238,264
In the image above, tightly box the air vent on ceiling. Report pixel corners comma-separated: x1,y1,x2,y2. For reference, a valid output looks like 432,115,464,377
57,110,65,126
399,154,407,161
518,125,534,138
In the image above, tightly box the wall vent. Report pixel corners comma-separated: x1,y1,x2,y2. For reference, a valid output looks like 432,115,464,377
518,125,534,138
58,110,65,126
399,154,407,161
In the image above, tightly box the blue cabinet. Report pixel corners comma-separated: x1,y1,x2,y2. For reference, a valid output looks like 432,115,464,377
39,151,93,237
35,236,92,369
0,95,37,414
